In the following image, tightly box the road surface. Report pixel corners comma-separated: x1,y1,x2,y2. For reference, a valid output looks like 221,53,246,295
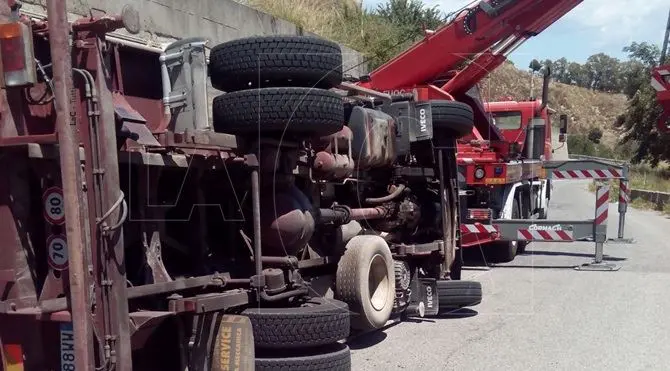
349,179,670,371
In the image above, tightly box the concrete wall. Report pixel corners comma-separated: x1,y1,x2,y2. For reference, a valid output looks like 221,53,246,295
21,0,368,77
630,189,670,211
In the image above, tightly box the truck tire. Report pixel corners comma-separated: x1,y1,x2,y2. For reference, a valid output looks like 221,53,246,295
256,344,351,371
488,198,521,263
242,297,350,349
213,87,344,136
430,101,474,138
335,235,395,331
209,36,343,92
436,280,482,310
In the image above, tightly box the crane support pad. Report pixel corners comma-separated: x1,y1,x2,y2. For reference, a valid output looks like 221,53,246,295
493,219,606,243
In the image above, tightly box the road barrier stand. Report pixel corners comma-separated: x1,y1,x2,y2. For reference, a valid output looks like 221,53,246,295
608,179,635,244
575,182,621,271
490,159,628,271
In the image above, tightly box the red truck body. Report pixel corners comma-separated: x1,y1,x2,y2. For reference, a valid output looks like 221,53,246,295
652,65,670,131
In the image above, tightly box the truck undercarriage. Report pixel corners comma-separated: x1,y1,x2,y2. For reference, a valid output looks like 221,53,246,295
0,2,479,370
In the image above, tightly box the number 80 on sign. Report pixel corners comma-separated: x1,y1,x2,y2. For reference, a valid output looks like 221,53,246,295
43,187,65,225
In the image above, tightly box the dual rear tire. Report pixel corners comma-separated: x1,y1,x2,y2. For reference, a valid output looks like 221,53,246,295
241,297,352,371
209,36,345,138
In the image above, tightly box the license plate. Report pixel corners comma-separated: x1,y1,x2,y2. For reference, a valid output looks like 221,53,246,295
60,322,76,370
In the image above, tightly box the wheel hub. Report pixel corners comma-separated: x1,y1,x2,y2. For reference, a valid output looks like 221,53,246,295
368,254,390,311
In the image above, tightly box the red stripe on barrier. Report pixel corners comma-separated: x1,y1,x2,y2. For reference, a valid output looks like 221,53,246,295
595,169,607,178
596,192,609,207
611,169,622,178
556,230,572,240
567,170,580,178
620,181,629,192
553,171,565,179
595,210,608,225
537,230,552,240
519,230,533,240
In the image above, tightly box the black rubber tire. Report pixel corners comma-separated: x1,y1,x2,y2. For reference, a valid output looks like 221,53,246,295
436,280,482,310
256,344,351,371
488,198,520,262
430,101,474,138
209,35,343,92
213,87,344,136
241,297,350,350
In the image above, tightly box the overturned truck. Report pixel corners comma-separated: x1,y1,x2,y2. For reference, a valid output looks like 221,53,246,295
0,2,480,370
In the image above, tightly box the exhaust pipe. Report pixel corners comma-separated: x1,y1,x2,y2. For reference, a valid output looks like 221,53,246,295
540,64,551,111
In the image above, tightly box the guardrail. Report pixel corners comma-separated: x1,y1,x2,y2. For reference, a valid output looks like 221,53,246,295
630,189,670,209
569,154,669,210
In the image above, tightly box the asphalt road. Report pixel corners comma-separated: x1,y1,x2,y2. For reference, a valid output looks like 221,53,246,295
349,179,670,371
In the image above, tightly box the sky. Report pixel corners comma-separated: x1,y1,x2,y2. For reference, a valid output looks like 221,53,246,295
362,0,670,69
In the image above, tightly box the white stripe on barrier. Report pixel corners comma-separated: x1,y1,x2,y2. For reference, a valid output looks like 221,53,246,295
517,229,574,241
553,169,622,179
652,76,666,92
595,185,610,226
462,224,497,234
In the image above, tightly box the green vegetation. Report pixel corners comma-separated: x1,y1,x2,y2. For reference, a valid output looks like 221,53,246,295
241,0,448,70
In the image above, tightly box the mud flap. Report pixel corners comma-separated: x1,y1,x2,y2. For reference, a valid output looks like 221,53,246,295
409,278,439,316
213,315,255,371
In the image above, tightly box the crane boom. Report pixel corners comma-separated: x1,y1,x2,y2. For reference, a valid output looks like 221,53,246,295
363,0,583,94
441,0,582,95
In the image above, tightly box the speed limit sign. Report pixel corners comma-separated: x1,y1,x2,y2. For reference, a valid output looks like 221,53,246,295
46,235,68,271
43,187,65,225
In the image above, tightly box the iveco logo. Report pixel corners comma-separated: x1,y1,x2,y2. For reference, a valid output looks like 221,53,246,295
426,285,434,308
528,224,563,231
383,89,409,95
419,108,428,133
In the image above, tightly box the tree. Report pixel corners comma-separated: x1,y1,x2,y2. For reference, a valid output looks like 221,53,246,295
587,128,603,144
623,42,661,67
567,62,589,87
552,57,569,84
619,59,647,99
615,84,670,166
616,42,669,165
375,0,445,34
584,53,622,92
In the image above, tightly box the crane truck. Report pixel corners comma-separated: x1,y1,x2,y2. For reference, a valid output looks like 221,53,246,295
358,0,581,263
0,0,589,370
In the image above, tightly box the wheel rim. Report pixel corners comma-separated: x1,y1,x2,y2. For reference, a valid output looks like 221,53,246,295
368,254,390,311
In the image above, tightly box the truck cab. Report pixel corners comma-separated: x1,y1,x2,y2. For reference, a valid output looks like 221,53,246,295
485,99,554,163
456,66,566,262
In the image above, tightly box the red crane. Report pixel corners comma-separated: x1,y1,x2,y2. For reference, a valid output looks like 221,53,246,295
358,0,586,257
360,0,583,140
653,8,670,131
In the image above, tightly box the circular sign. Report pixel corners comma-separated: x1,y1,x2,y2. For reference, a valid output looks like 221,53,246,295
43,187,65,225
47,235,68,271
